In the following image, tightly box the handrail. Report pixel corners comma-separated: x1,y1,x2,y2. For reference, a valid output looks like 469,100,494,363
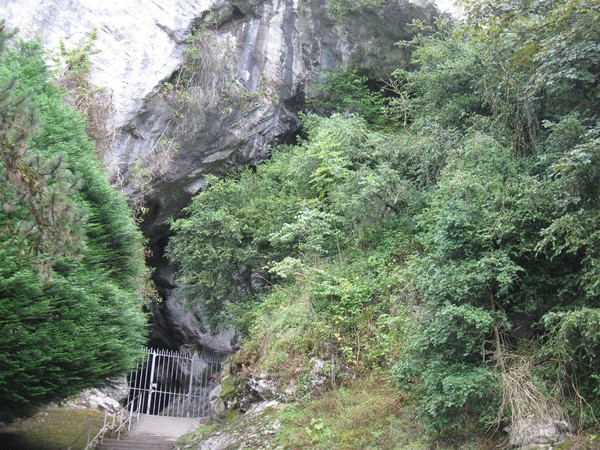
112,393,141,438
67,393,142,450
67,421,97,450
82,416,110,450
67,410,107,450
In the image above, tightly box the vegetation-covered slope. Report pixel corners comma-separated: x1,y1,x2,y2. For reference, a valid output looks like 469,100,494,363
0,26,148,421
169,0,598,446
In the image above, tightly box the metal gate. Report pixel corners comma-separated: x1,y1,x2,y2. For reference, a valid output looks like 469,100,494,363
127,347,222,418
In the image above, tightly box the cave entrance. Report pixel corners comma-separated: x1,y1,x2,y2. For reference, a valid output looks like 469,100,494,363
127,347,222,418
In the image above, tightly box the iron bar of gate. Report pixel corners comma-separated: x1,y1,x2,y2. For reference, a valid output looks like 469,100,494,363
165,351,171,417
164,350,170,416
142,349,149,415
180,351,188,417
158,351,163,415
167,352,172,416
164,350,170,415
167,350,174,416
160,350,166,415
138,349,147,416
146,351,156,415
180,355,185,417
176,355,180,416
175,354,180,415
201,365,206,417
190,354,196,418
157,350,162,415
161,350,167,412
129,354,140,427
166,351,170,415
187,353,194,418
172,352,177,414
195,359,200,418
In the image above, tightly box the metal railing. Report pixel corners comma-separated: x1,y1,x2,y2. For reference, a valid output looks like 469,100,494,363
67,393,142,450
112,392,142,438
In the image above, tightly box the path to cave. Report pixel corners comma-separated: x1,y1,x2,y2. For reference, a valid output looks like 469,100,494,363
98,415,202,450
94,347,223,449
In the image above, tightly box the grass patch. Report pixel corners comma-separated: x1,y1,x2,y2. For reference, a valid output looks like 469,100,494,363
275,374,427,449
0,408,104,450
177,422,219,447
175,405,277,450
219,374,239,399
233,284,335,395
555,433,600,450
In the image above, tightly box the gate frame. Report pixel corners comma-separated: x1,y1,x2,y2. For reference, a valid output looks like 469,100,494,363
128,347,222,418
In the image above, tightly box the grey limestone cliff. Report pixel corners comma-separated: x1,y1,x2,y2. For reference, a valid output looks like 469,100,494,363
1,0,440,236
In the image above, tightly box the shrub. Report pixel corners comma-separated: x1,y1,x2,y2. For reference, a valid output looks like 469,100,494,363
0,29,148,421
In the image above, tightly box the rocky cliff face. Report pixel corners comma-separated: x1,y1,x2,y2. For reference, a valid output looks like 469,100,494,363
1,0,441,353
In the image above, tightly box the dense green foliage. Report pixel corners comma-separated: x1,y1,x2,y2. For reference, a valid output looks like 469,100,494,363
308,68,392,129
328,0,386,23
0,30,148,421
169,0,599,444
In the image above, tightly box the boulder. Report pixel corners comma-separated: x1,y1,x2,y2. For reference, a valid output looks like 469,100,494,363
507,418,571,448
65,378,129,412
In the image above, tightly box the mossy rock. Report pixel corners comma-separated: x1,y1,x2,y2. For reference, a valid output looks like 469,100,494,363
220,374,238,400
0,408,104,450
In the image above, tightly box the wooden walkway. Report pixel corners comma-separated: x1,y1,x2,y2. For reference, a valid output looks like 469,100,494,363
97,414,203,450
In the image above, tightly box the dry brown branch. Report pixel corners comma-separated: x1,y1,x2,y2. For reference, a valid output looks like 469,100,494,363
56,30,117,163
492,353,569,448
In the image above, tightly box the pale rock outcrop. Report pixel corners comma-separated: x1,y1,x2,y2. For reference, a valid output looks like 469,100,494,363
507,418,571,448
0,0,209,126
150,284,240,352
65,378,130,412
187,400,281,450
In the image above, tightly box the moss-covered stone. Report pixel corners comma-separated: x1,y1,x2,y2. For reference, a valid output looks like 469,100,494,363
174,401,281,450
0,408,104,450
220,375,238,400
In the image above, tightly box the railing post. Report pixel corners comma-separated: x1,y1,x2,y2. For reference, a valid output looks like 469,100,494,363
117,411,121,439
101,410,107,443
128,394,135,431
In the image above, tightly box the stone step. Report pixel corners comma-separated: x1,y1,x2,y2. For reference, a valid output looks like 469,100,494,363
103,435,176,440
97,445,173,450
106,436,176,443
97,438,175,450
127,415,202,437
